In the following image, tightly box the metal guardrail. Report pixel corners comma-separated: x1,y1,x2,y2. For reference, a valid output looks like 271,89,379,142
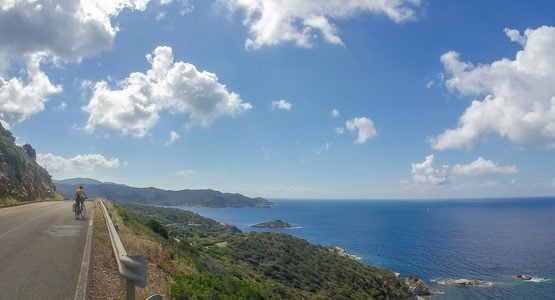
99,199,146,300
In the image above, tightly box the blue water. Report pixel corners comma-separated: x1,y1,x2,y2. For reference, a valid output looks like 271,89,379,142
180,198,555,299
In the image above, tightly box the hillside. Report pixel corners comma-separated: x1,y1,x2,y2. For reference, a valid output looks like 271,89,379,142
117,203,415,299
0,123,57,204
55,179,273,208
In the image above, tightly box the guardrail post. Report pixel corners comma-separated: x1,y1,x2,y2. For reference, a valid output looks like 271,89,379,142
127,279,135,300
99,199,147,300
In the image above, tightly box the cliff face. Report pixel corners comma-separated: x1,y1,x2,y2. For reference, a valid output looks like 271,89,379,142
0,123,56,203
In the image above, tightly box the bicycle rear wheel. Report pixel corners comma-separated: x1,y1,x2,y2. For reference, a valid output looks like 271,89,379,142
74,204,80,219
79,204,86,219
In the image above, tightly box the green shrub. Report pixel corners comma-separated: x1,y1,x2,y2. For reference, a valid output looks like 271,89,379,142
170,274,271,300
146,218,169,239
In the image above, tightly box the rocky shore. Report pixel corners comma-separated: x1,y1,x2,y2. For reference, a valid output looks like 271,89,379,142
327,246,361,260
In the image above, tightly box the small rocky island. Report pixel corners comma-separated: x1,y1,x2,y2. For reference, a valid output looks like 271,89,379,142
252,219,294,228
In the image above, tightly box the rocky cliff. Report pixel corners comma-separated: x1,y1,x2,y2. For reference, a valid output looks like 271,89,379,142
0,123,56,204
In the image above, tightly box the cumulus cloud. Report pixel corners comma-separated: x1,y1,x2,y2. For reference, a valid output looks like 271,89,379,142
346,117,377,144
0,55,62,125
221,0,421,49
452,157,517,176
330,108,340,118
503,28,526,46
411,154,449,185
409,155,518,186
165,130,180,146
271,99,292,111
0,0,157,63
37,153,123,175
84,46,252,137
431,26,555,150
0,0,169,126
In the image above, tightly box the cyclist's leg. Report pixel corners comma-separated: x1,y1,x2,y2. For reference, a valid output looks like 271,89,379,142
80,197,85,217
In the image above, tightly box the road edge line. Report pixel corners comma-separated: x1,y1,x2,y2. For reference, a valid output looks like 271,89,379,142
74,203,94,300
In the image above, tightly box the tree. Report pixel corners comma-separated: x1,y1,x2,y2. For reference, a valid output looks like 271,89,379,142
146,219,169,239
22,144,37,160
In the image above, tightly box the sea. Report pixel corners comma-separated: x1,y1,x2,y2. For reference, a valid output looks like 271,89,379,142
178,197,555,299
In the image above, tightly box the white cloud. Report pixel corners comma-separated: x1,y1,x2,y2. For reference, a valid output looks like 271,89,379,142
411,154,449,186
84,46,252,137
0,0,158,64
156,11,167,20
174,169,196,176
504,28,526,46
221,0,421,49
335,127,345,134
178,0,194,15
0,55,62,125
409,155,518,186
431,26,555,150
330,109,340,118
54,101,67,112
452,157,517,176
0,0,170,125
37,153,123,175
271,99,292,111
313,142,332,155
346,117,377,144
165,130,180,146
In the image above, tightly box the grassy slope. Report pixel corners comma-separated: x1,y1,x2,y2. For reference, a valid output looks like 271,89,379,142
114,203,414,300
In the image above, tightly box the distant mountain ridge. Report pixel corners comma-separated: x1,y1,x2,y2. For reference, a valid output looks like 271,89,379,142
54,178,104,185
54,178,272,208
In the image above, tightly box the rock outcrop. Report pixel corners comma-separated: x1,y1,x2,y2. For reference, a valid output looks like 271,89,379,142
0,123,56,204
436,278,494,287
517,274,533,280
404,276,431,296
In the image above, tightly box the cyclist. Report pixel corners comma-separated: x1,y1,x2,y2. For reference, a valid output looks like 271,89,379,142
74,186,87,212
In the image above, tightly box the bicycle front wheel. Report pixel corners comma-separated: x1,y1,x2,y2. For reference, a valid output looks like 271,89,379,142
80,204,86,219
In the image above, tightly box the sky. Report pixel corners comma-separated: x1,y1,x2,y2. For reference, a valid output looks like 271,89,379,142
1,0,555,199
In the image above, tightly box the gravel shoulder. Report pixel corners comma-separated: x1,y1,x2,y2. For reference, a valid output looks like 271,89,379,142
88,201,125,300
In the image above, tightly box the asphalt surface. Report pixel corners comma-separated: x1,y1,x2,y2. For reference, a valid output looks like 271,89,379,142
0,200,92,300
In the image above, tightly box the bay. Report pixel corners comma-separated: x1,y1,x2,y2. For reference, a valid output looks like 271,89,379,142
180,197,555,299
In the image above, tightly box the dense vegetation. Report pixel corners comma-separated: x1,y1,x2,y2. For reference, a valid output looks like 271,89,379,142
0,123,57,204
117,203,414,299
55,179,272,208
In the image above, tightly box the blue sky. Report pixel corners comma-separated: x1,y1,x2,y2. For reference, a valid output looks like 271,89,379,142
1,0,555,199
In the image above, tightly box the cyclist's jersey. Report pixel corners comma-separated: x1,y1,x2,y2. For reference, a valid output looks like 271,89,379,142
75,189,86,199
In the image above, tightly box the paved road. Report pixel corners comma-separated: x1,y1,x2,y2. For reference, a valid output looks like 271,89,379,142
0,200,93,300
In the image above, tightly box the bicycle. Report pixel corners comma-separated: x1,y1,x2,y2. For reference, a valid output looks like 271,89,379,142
73,198,86,220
